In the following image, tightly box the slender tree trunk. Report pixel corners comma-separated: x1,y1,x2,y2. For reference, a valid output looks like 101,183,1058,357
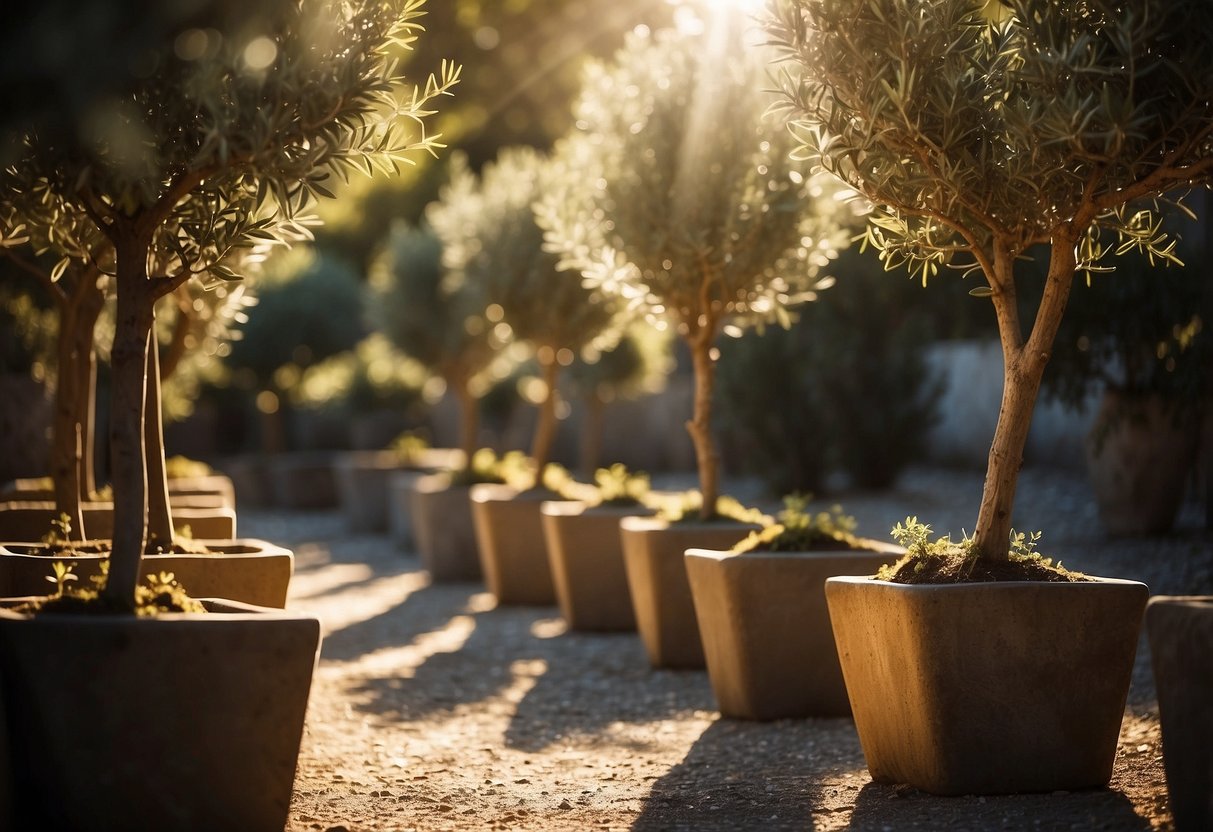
50,296,86,540
579,394,605,478
145,334,174,550
77,287,104,500
686,329,720,520
103,233,154,609
159,288,192,381
972,242,1076,560
455,380,480,463
530,353,561,482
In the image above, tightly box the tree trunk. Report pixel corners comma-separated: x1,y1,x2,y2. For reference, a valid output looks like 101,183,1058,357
686,331,720,520
455,380,480,463
159,288,192,381
77,285,104,500
579,394,605,478
530,354,561,483
103,233,155,609
50,296,86,540
145,334,174,550
972,242,1076,560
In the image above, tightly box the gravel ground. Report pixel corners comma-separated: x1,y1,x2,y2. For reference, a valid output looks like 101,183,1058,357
238,464,1212,832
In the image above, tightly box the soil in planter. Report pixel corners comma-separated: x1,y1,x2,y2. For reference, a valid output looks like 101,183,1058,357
880,552,1089,584
13,574,206,616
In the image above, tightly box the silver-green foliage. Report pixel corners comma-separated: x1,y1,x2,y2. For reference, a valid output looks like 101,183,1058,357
541,23,853,335
369,221,510,394
432,149,619,356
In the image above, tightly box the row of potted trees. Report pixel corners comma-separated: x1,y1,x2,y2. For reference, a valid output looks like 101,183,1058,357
0,1,461,829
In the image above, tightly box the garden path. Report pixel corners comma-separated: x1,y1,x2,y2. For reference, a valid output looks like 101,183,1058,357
241,465,1211,832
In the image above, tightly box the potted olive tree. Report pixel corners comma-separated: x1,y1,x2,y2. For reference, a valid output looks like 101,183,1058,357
367,220,515,569
539,17,853,668
433,147,620,605
766,0,1213,795
0,2,457,828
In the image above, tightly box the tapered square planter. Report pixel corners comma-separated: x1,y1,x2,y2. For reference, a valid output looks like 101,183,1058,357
620,516,758,669
0,599,320,832
541,501,655,631
411,473,481,582
470,484,558,605
0,540,294,608
685,541,902,719
387,470,427,549
334,450,403,534
1146,595,1213,832
0,501,236,542
826,575,1148,795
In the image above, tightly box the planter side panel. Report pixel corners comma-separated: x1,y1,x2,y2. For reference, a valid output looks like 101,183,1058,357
543,508,638,631
827,578,1147,795
1147,597,1213,832
471,490,555,606
0,613,320,832
412,479,481,582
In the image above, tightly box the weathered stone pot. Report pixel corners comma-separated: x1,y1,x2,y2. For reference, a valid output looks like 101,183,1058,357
387,470,427,549
826,575,1149,795
410,473,481,582
686,541,903,719
0,539,294,608
1085,391,1199,535
620,516,758,669
470,484,557,605
1,474,236,509
0,501,236,542
0,598,320,832
1146,595,1213,832
335,450,409,534
266,451,340,509
541,501,655,631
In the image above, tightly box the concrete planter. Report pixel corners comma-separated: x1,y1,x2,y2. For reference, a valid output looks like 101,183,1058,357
1,474,236,509
1146,596,1213,832
335,450,410,534
0,539,294,608
0,599,320,832
685,541,903,719
541,502,655,631
0,501,236,542
470,484,557,606
826,575,1148,795
410,473,481,582
387,470,428,549
1085,391,1199,535
620,517,758,670
266,452,339,509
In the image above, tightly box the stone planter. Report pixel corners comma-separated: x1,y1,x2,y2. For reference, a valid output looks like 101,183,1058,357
335,450,409,534
1085,391,1199,535
470,484,557,605
826,575,1148,795
387,470,427,549
1146,596,1213,832
685,541,903,719
0,539,294,608
0,599,320,832
541,501,655,631
0,501,236,542
620,517,758,669
1,474,236,509
411,473,481,582
267,452,340,509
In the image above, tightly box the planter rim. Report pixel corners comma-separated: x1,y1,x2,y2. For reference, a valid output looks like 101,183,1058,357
0,600,317,623
686,539,904,561
540,500,657,518
825,573,1149,591
1147,594,1213,608
470,484,559,504
619,515,761,533
1,537,290,557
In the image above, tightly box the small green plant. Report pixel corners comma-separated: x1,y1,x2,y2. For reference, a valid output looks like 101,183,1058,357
732,495,860,554
448,448,538,490
164,455,213,480
878,518,1085,584
389,432,431,465
44,561,79,597
655,492,772,527
40,513,77,554
551,463,651,507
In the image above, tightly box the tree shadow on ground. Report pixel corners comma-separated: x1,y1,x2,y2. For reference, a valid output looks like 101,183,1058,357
319,580,479,663
631,717,864,831
503,628,716,752
848,781,1155,831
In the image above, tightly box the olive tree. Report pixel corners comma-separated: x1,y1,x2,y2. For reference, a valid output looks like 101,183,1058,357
1,0,458,607
432,148,619,479
540,20,853,518
765,0,1213,559
368,220,515,461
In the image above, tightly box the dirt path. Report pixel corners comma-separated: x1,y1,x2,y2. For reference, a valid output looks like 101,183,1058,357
241,466,1209,832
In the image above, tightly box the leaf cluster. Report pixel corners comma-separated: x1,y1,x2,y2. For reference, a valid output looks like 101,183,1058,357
731,494,859,553
542,21,855,339
764,0,1213,284
655,492,772,526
